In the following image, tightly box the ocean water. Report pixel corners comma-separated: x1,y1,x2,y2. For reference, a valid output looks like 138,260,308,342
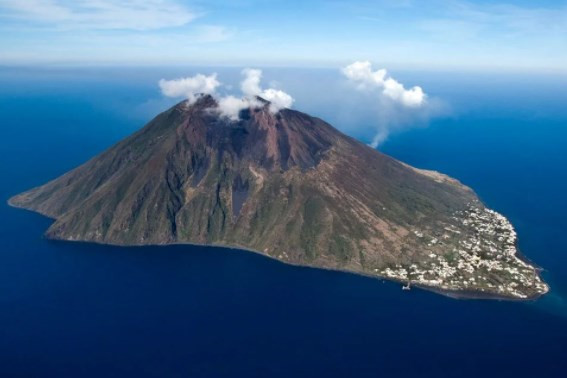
0,67,566,377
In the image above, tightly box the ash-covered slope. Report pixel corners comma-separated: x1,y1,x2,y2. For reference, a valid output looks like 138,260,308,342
9,95,548,299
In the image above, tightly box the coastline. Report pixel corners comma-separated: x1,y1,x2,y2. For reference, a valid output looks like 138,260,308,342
7,197,546,302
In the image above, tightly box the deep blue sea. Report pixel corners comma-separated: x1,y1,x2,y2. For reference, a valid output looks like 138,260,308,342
1,67,566,377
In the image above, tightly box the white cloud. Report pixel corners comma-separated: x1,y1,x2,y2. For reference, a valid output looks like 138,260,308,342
241,68,263,97
217,68,294,119
342,61,426,107
158,69,294,121
217,95,249,121
260,88,294,112
0,0,196,30
159,73,220,103
240,68,294,113
340,61,446,147
342,61,387,89
383,78,425,108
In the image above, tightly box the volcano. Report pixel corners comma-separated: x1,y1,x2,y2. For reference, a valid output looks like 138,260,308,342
9,95,548,299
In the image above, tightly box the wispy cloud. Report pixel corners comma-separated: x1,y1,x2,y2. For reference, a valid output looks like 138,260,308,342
351,0,567,42
190,25,235,43
417,0,567,40
0,0,564,70
0,0,197,30
349,0,567,70
451,1,567,33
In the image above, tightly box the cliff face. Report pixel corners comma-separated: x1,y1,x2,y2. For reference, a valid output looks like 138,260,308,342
9,95,548,299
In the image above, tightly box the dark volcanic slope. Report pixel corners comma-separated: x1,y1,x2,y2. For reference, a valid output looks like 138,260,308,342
9,95,548,299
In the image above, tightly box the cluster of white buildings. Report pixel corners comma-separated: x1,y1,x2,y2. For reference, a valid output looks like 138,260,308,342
375,204,549,299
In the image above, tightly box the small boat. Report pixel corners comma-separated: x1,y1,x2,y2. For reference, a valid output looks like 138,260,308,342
402,281,411,290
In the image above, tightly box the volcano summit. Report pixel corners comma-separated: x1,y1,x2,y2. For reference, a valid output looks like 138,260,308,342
9,95,548,300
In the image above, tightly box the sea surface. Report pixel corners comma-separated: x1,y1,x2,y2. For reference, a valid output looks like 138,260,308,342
0,66,566,377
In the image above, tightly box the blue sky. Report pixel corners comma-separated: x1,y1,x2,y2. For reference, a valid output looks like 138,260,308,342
0,0,566,71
